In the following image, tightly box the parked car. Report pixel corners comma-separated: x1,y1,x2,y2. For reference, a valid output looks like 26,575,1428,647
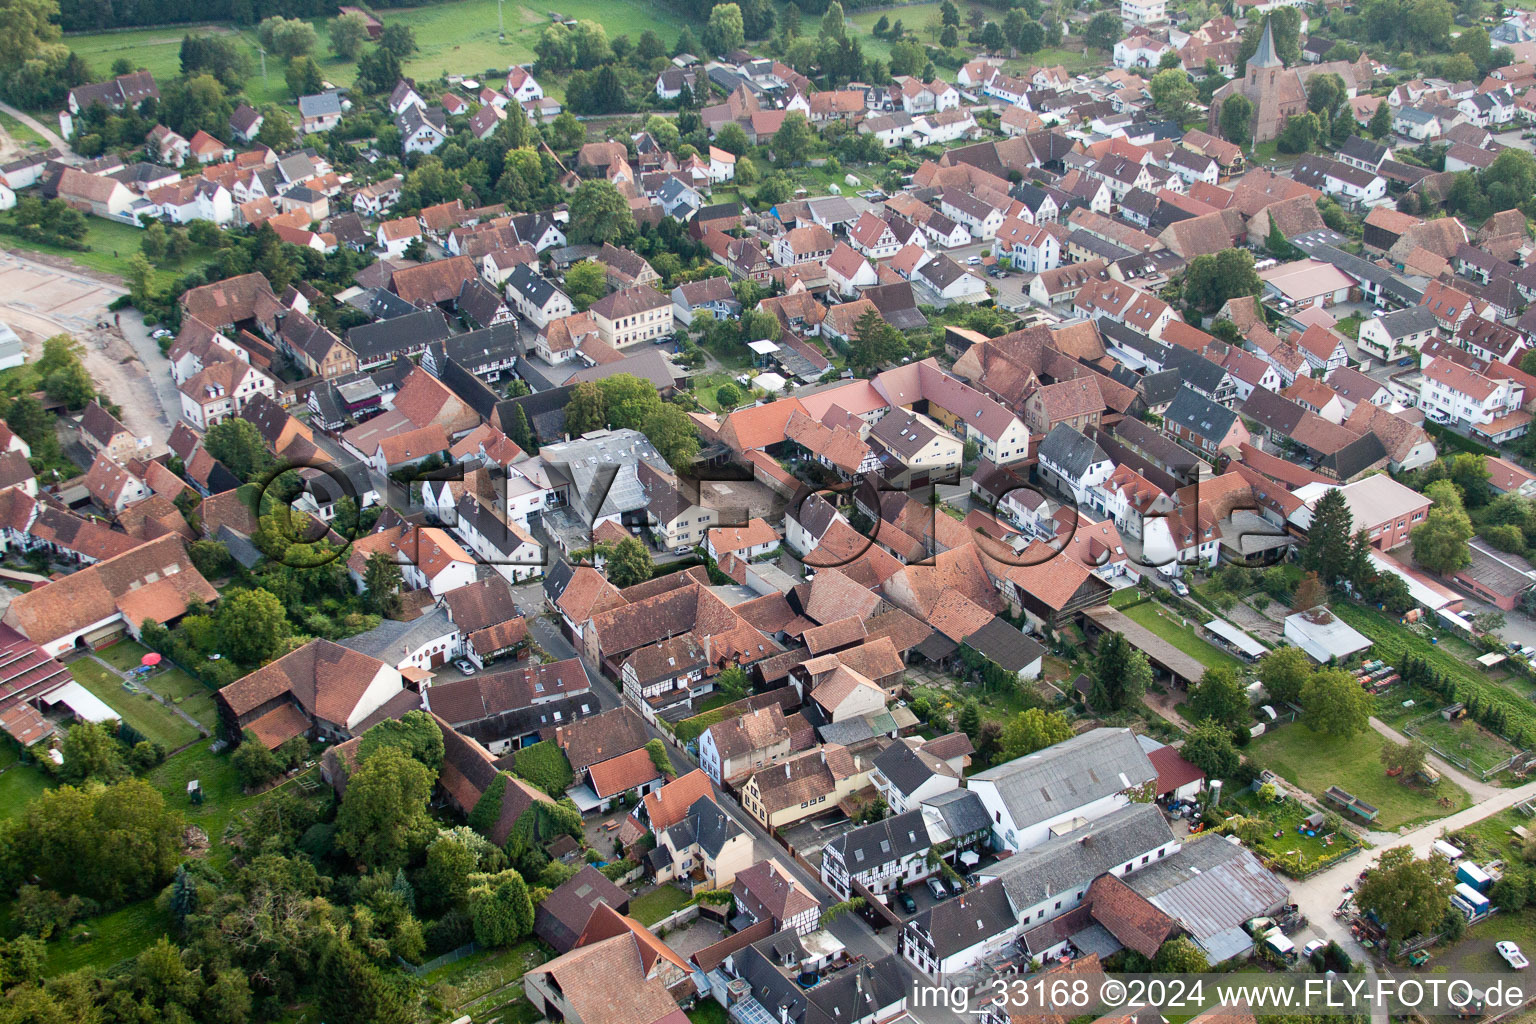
926,877,948,900
151,328,173,339
453,659,477,675
1302,939,1327,960
895,890,917,914
966,256,982,265
1170,579,1189,597
944,875,964,897
1498,941,1529,970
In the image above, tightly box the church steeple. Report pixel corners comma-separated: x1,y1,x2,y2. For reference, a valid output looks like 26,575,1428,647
1251,16,1282,69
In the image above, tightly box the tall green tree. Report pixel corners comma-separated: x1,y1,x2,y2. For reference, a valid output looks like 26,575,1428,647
1181,722,1239,778
216,588,291,665
1299,487,1354,586
204,417,272,481
1301,667,1372,738
364,551,403,615
567,180,635,244
705,2,746,54
563,381,607,435
335,746,436,872
1368,101,1393,139
1354,846,1454,941
1150,67,1195,122
328,11,370,60
1190,665,1248,727
1257,646,1313,704
1182,248,1261,313
606,536,653,587
1089,632,1152,711
998,707,1073,761
772,110,815,165
320,939,413,1024
1412,481,1474,575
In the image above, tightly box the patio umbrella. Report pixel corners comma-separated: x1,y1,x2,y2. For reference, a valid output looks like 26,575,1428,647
141,652,162,667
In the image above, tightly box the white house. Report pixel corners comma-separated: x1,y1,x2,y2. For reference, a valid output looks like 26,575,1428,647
504,265,574,328
397,105,448,155
992,218,1061,274
505,66,544,104
1419,356,1530,442
820,808,933,899
966,729,1158,853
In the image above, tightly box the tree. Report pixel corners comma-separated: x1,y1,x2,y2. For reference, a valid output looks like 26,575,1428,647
1292,570,1327,612
940,0,960,27
1369,101,1393,139
284,54,322,100
1381,739,1429,778
363,551,403,615
998,707,1073,761
1088,632,1152,711
1190,665,1248,727
1300,487,1354,586
379,23,417,57
329,11,370,60
1182,248,1261,313
773,110,814,165
564,381,607,435
141,220,168,261
564,259,607,310
1277,111,1321,154
320,939,413,1024
568,180,635,244
1412,488,1475,575
716,383,743,410
848,307,906,374
2,778,183,903
645,737,675,779
1084,11,1121,50
1355,847,1454,941
1449,452,1492,509
202,418,268,482
469,871,535,946
59,719,127,784
716,665,751,702
355,45,402,93
1181,722,1239,779
42,356,93,408
705,3,746,55
255,105,296,150
957,699,981,738
1306,72,1346,118
981,21,1006,52
1150,67,1195,122
642,403,700,469
1153,936,1208,973
1257,646,1313,705
821,0,848,40
939,24,958,48
607,536,653,586
0,0,63,72
233,729,285,788
1301,667,1372,738
217,588,291,664
258,16,318,60
336,745,436,872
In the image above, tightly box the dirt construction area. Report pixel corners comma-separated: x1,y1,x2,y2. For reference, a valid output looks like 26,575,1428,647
0,251,168,444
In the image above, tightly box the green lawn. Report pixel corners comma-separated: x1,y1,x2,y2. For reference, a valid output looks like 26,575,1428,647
0,216,212,289
627,883,691,926
0,760,52,819
146,739,308,865
1405,714,1519,775
689,1002,730,1024
43,900,171,976
1213,788,1363,878
68,656,202,751
1118,601,1245,672
0,110,46,147
1251,724,1471,831
62,24,295,112
94,639,152,672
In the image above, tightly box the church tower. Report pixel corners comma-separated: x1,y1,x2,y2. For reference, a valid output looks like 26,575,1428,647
1246,16,1283,88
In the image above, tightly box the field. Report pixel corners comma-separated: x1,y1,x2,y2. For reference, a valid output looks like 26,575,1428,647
68,655,204,751
0,110,46,147
0,744,50,818
62,25,295,112
1118,600,1246,672
1251,723,1471,831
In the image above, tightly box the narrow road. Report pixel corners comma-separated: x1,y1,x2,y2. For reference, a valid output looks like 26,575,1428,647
1369,715,1501,802
0,98,68,153
1287,776,1536,970
115,309,182,448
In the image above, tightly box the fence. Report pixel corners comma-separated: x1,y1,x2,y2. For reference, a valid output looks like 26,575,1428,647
1401,709,1527,782
401,941,478,977
649,903,702,934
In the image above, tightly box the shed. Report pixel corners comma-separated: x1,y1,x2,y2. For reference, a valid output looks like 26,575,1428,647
1282,607,1371,664
1204,618,1267,660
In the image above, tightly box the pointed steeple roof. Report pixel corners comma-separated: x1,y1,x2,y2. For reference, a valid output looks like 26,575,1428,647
1251,16,1282,69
